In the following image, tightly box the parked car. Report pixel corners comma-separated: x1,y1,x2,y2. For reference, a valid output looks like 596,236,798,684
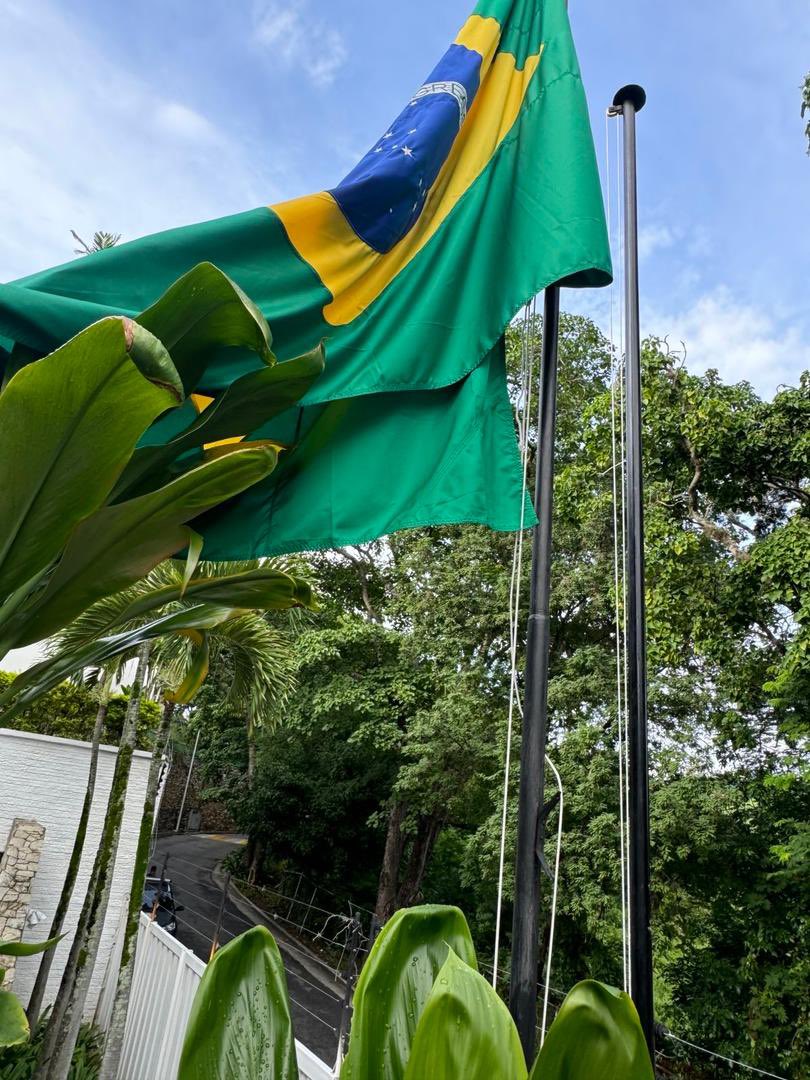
142,876,183,935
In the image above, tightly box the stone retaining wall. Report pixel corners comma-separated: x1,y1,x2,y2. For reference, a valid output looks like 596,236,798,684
0,818,45,988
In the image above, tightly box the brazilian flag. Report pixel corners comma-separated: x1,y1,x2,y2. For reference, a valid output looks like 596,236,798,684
0,0,610,558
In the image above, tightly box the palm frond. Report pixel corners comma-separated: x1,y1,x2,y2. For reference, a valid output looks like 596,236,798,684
45,556,304,707
214,612,297,724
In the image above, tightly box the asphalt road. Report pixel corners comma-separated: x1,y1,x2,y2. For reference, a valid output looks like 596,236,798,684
150,832,342,1065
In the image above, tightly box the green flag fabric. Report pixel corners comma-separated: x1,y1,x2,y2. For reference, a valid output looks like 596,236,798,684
0,0,610,558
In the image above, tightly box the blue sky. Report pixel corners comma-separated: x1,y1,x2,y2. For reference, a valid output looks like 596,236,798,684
1,0,808,396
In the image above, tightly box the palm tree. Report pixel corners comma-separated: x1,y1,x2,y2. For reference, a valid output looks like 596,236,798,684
26,667,114,1028
70,229,121,255
35,641,152,1080
100,568,302,1080
28,557,304,1077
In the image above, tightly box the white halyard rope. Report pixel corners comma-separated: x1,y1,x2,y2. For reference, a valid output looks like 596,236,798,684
493,301,534,986
607,107,632,994
492,298,565,1051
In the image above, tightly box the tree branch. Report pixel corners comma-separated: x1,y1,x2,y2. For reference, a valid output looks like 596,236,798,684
682,436,749,562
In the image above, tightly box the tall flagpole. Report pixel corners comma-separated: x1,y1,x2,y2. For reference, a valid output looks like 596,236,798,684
611,82,655,1060
509,284,560,1062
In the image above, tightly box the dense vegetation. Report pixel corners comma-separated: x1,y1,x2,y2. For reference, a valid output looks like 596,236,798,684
0,671,159,749
8,310,805,1075
186,313,808,1077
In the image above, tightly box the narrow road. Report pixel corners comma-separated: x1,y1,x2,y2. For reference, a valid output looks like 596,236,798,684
150,832,342,1064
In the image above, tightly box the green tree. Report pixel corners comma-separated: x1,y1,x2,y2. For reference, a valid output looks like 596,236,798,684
232,313,808,1075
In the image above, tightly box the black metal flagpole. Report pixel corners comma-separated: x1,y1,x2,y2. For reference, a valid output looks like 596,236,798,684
611,82,655,1060
509,284,560,1063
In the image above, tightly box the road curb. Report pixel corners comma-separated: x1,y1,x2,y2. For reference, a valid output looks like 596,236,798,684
212,863,347,997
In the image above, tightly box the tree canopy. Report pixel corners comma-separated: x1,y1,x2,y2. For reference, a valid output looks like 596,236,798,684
137,312,809,1076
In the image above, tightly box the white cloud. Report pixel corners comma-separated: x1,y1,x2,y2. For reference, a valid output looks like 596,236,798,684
253,1,347,88
646,287,810,398
0,0,283,282
154,102,220,144
638,223,676,261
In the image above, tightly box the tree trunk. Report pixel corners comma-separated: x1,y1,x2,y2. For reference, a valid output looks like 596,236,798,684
395,813,443,910
247,837,265,886
246,713,256,787
374,801,407,922
35,643,150,1080
99,698,174,1080
26,674,111,1027
245,713,259,882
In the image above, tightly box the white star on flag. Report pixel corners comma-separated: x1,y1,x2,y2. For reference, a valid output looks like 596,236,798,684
401,146,414,157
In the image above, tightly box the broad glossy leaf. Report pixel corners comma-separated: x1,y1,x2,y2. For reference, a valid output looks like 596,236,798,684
117,345,324,498
178,925,298,1080
180,529,204,597
173,344,324,448
165,632,210,704
404,949,526,1080
0,604,241,718
0,933,63,956
136,262,274,394
9,446,278,648
529,980,654,1080
0,990,28,1048
0,317,180,602
341,905,477,1080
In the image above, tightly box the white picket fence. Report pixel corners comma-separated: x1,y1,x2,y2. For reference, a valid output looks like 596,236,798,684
97,913,334,1080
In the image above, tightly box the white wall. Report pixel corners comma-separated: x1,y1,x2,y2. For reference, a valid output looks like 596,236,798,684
0,727,151,1017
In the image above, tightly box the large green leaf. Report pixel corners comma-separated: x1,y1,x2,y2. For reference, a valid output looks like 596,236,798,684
0,317,181,603
110,566,314,628
178,925,298,1080
136,262,274,393
0,933,63,956
116,344,325,498
341,905,477,1080
9,446,278,648
404,949,527,1080
529,980,654,1080
165,631,210,704
0,990,28,1048
0,604,241,718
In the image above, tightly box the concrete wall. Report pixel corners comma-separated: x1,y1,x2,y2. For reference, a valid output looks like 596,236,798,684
0,728,151,1017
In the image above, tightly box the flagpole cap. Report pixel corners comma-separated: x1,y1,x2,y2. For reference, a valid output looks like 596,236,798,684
612,84,646,112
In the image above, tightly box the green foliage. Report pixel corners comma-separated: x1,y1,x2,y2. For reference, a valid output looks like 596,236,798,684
180,907,650,1080
71,229,121,255
0,936,63,958
0,1010,103,1077
184,312,807,1074
0,994,27,1051
178,925,298,1080
529,981,653,1080
342,906,478,1080
0,936,63,1050
0,670,159,749
403,949,526,1080
0,262,323,706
